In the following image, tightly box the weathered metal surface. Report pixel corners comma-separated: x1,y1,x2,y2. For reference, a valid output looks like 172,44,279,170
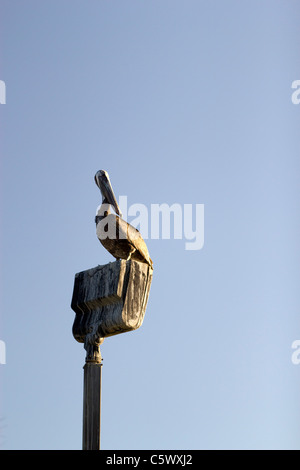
82,362,102,450
71,259,153,360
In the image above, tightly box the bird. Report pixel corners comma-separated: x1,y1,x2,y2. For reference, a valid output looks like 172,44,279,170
94,170,153,269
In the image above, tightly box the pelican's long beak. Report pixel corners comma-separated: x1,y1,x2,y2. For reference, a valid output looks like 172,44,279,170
94,170,123,217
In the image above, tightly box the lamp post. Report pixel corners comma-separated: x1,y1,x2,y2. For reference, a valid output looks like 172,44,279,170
71,259,153,450
82,353,103,450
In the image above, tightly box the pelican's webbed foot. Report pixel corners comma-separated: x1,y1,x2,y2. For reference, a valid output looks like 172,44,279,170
126,247,136,262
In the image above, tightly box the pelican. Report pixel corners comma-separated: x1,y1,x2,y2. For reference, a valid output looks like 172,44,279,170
94,170,153,269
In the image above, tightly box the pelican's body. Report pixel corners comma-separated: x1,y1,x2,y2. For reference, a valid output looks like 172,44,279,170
94,170,153,269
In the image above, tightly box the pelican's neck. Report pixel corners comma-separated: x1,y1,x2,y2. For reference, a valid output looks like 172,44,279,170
95,198,111,224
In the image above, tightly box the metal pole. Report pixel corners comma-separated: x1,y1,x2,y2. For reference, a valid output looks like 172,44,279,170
71,260,153,450
82,345,103,450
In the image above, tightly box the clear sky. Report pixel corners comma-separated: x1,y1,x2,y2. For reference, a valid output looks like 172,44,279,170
0,0,300,450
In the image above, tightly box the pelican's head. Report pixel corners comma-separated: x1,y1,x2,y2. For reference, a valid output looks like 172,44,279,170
94,170,122,217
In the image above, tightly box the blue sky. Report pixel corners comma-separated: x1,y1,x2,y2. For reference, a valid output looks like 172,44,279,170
0,0,300,449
